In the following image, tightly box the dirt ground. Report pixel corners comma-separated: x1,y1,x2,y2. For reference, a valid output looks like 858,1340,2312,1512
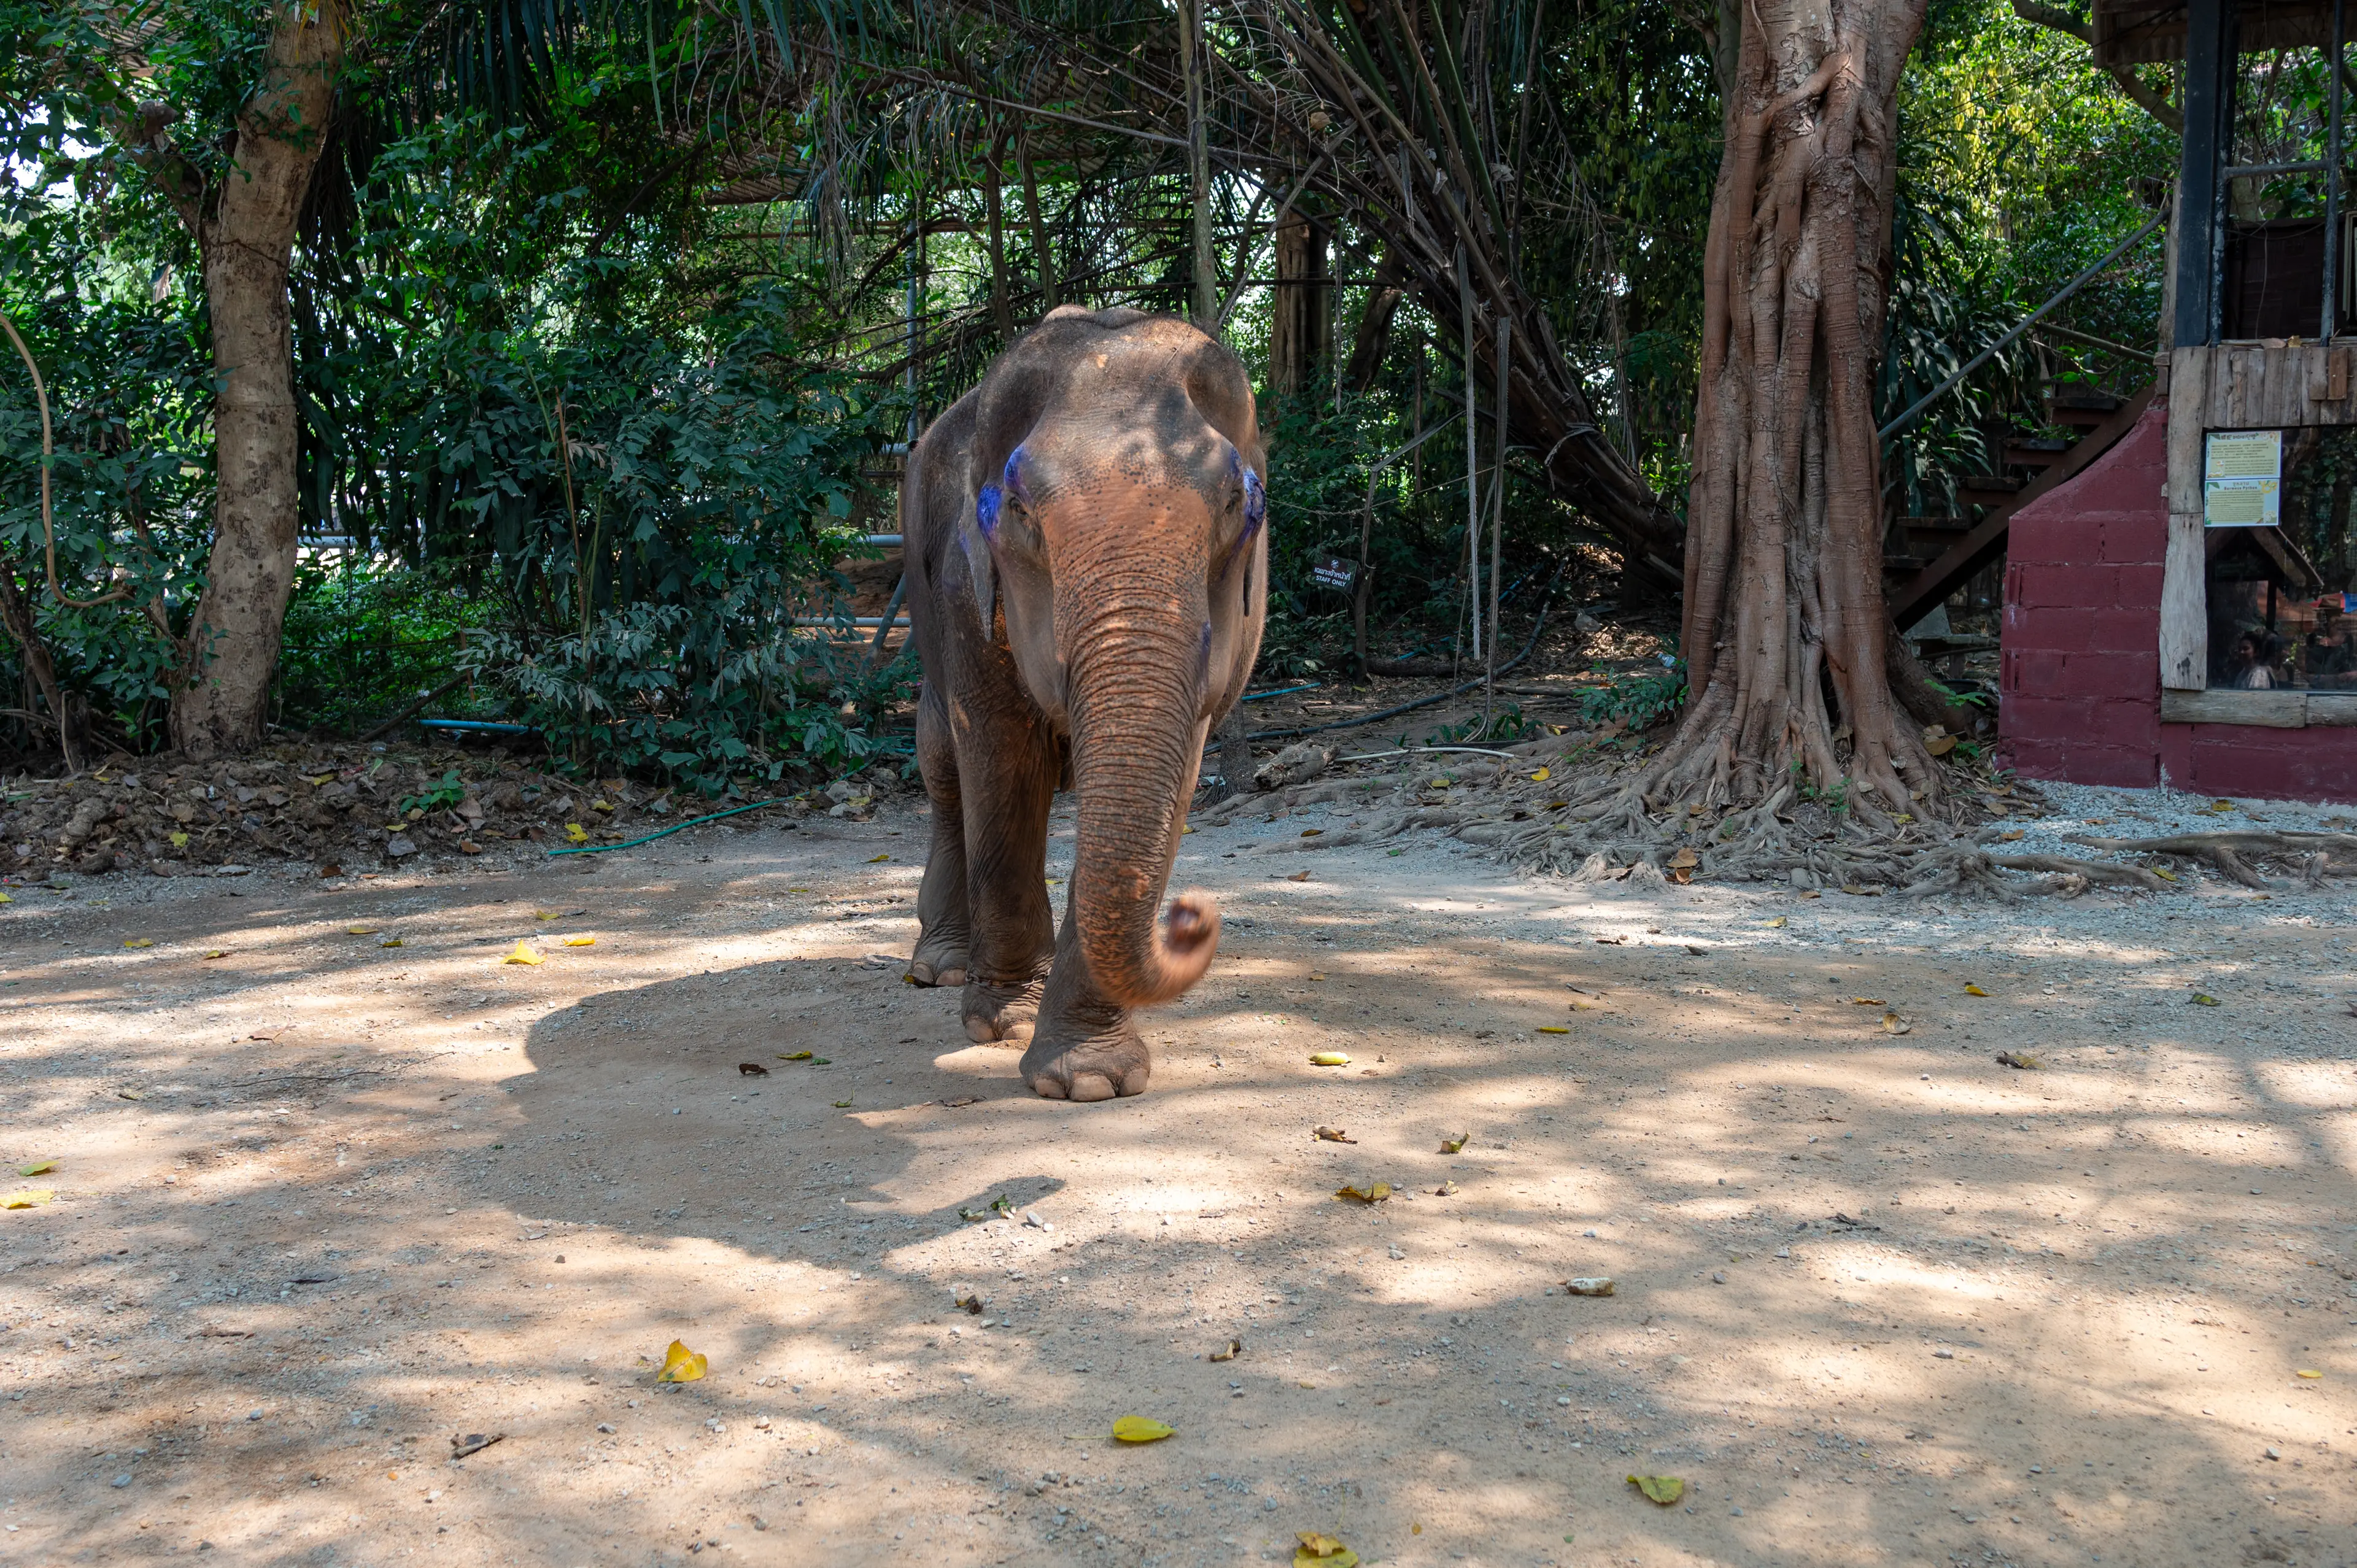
3,774,2353,1568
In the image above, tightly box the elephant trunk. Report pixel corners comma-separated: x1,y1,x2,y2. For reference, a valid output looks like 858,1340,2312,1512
1066,603,1220,1008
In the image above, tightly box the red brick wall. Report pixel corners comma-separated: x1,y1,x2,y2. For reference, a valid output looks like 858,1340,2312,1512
1997,401,2168,786
1995,398,2357,803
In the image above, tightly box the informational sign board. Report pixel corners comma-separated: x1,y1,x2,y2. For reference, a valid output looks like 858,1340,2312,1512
2203,430,2282,527
1311,555,1359,591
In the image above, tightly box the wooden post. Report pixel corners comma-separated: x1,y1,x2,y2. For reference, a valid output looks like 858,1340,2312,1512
1180,0,1216,325
2161,346,2212,690
1018,131,1056,314
2173,0,2232,350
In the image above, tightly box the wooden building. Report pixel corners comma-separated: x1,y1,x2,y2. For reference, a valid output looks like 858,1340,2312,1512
2000,0,2357,800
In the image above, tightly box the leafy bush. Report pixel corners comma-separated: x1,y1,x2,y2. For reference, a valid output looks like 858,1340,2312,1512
1579,660,1687,731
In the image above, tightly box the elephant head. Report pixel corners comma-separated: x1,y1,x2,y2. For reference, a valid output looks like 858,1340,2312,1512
954,307,1268,1006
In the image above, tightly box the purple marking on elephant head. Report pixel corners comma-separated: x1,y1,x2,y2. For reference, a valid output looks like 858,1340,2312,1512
1002,445,1029,501
1242,466,1266,539
1196,619,1213,693
975,483,1004,539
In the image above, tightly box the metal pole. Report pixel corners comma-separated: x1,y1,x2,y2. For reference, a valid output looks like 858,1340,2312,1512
2328,0,2345,339
1459,247,1481,665
1487,315,1509,724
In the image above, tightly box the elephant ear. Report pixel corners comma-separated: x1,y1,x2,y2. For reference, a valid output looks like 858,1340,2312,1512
959,482,1002,637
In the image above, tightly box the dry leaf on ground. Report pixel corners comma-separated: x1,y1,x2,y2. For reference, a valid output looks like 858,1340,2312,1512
2191,992,2220,1006
18,1161,55,1176
1850,996,1886,1006
1309,1052,1351,1067
501,942,543,966
1881,1011,1911,1035
449,1432,505,1459
562,935,595,947
778,1051,813,1061
1964,983,1989,996
1565,1277,1617,1297
1333,1183,1392,1203
1538,1024,1569,1034
656,1340,707,1383
866,853,891,863
346,926,377,936
738,1062,769,1076
1209,1339,1242,1362
1439,1134,1469,1153
1628,1474,1685,1505
1295,1531,1358,1567
1995,1051,2040,1070
1110,1416,1174,1443
4,1191,55,1209
1312,1126,1356,1143
122,938,153,949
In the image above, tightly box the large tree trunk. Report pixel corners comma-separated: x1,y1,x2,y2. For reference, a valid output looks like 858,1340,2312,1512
1269,206,1333,396
168,0,344,757
1645,0,1935,819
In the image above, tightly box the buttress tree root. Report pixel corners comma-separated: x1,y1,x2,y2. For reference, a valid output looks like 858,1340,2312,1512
1580,0,1939,840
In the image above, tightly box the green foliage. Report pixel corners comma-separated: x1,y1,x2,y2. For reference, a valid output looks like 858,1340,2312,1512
1578,659,1687,732
1424,703,1541,746
398,768,468,815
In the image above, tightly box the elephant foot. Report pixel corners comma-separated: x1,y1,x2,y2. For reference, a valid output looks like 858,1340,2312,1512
961,978,1042,1046
907,928,969,989
1020,1025,1151,1102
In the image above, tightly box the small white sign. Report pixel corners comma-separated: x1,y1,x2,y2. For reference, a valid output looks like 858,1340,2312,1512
2204,429,2282,527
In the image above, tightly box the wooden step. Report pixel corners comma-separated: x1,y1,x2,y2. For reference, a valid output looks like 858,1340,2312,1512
2004,438,2073,468
1959,474,2026,504
2046,382,2123,413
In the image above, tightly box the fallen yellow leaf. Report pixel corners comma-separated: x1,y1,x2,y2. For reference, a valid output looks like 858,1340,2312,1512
0,891,9,902
1309,971,1327,981
202,949,229,960
1537,1025,1569,1034
867,853,891,863
1850,996,1886,1006
346,925,378,936
1312,1126,1357,1143
778,1051,813,1061
2296,1369,2323,1379
1309,1052,1351,1067
18,1161,55,1176
3,1190,54,1210
501,942,543,966
1528,766,1550,782
1763,916,1786,929
564,822,590,844
380,938,403,949
1628,1473,1684,1505
168,831,189,848
563,935,595,946
1209,1339,1242,1362
535,909,560,921
1110,1415,1174,1443
2154,867,2179,882
1881,1011,1912,1035
1439,1134,1469,1154
123,938,153,949
1964,983,1989,996
2191,992,2220,1006
656,1340,707,1383
2000,828,2025,841
1333,1183,1392,1203
1295,1532,1357,1567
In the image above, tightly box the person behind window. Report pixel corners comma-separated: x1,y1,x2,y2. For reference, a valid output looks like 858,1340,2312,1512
2309,603,2355,687
2224,629,2278,689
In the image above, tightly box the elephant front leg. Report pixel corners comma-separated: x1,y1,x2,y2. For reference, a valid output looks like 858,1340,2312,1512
908,687,969,988
955,730,1059,1046
1021,911,1151,1101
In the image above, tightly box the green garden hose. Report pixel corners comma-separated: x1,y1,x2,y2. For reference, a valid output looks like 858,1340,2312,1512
544,797,794,856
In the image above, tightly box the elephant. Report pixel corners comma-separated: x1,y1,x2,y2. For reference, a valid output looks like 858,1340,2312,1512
898,306,1269,1102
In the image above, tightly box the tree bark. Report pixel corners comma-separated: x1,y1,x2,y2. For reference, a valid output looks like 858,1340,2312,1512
1269,206,1333,395
1645,0,1935,819
168,0,345,757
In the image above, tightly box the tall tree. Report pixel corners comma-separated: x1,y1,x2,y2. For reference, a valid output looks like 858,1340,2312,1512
1634,0,1938,820
123,0,349,754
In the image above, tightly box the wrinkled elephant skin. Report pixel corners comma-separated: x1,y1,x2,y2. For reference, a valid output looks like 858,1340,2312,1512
899,309,1269,1101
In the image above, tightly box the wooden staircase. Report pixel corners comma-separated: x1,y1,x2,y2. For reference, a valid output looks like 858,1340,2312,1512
1885,377,2156,631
